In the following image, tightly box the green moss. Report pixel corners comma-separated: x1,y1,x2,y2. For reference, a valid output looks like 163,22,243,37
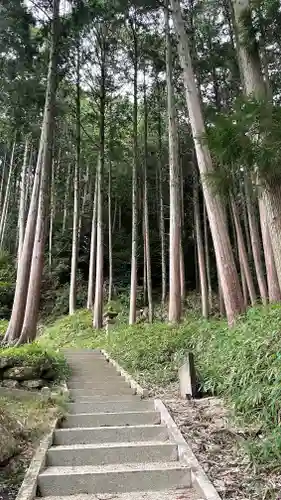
0,342,69,381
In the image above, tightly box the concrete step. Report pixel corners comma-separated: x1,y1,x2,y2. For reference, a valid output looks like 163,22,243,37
61,411,161,428
68,375,123,382
68,380,130,390
69,387,135,397
54,425,168,445
67,400,154,414
37,490,201,500
69,395,142,403
47,441,178,466
38,462,191,495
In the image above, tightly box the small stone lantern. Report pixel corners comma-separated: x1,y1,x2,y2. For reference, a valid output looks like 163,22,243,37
103,308,118,334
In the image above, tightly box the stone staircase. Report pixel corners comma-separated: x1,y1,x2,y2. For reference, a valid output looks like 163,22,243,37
37,350,202,499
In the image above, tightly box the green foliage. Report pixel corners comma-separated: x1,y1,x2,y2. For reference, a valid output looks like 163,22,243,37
42,304,281,467
0,251,15,319
0,343,69,381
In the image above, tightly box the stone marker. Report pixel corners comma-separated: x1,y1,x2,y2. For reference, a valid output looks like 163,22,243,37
179,353,197,399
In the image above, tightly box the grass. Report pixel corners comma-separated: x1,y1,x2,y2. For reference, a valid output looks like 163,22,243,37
0,396,65,489
41,303,281,469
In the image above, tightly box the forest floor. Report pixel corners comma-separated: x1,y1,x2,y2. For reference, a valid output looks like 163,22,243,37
0,398,61,500
152,384,281,500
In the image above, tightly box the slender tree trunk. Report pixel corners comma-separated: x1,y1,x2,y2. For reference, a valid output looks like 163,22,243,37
193,168,208,318
16,0,60,344
166,6,181,323
69,42,81,316
244,180,267,304
258,196,281,302
112,198,117,234
143,67,153,322
17,138,29,262
203,201,212,311
87,174,98,310
157,91,167,307
171,0,244,325
93,32,106,329
230,196,256,306
129,24,138,325
0,141,16,248
108,154,113,303
62,162,71,232
78,163,89,241
25,147,33,208
0,152,7,212
48,158,55,271
179,163,185,302
142,208,147,302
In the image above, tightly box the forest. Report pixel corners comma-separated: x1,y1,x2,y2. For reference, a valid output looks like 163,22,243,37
2,0,281,342
2,0,281,495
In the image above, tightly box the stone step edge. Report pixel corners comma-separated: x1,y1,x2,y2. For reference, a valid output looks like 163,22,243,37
39,461,189,476
48,440,174,451
55,423,166,432
101,349,149,398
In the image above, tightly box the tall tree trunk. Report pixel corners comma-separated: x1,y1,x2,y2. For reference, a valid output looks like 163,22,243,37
244,181,267,304
129,23,138,325
258,195,281,302
230,196,256,306
142,208,147,302
87,174,98,310
143,67,153,322
48,158,55,272
112,198,117,234
203,201,212,311
78,163,89,241
0,151,7,212
17,138,29,262
62,161,71,232
69,42,81,316
0,141,16,248
16,0,60,344
171,0,244,325
193,167,208,318
166,6,181,323
93,31,106,329
108,152,113,303
157,85,167,307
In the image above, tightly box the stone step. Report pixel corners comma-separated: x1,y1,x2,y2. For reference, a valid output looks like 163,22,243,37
61,411,161,429
54,425,168,446
47,441,178,466
37,490,201,500
69,387,135,397
68,380,130,390
38,462,191,496
69,395,142,403
67,400,154,414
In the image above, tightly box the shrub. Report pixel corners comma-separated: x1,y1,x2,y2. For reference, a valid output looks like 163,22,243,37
0,343,69,381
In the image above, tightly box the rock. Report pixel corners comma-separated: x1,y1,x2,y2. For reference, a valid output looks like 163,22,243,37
0,356,15,370
3,366,38,381
21,379,45,390
0,379,20,389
